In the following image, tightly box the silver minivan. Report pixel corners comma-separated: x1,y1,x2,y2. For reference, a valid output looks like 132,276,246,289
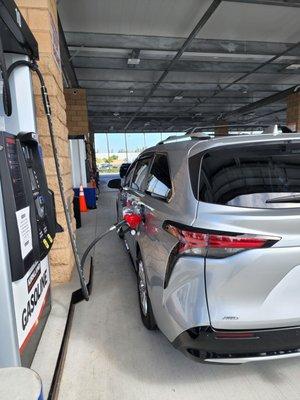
109,132,300,364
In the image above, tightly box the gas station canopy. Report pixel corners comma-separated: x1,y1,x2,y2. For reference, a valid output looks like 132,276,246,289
58,0,300,133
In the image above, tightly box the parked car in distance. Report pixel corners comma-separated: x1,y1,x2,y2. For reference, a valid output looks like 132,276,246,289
109,131,300,364
99,163,113,170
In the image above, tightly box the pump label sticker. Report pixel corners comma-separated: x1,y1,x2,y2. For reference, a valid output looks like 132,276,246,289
27,262,41,293
16,206,33,259
12,258,50,352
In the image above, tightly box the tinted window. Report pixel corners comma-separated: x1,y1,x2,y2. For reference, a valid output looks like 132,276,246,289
131,156,153,191
194,142,300,208
124,162,136,187
146,154,172,200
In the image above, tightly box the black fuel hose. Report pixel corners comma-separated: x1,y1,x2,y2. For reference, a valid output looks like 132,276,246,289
0,35,12,116
80,220,127,272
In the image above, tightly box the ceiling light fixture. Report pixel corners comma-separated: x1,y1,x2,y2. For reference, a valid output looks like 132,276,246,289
127,49,141,66
127,58,140,65
286,64,300,70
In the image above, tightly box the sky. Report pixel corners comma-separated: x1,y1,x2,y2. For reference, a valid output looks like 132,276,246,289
94,132,184,154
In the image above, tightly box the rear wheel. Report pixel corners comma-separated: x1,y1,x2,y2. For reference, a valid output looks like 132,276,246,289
137,255,157,330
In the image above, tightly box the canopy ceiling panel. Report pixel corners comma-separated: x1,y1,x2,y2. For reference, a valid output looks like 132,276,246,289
58,0,300,132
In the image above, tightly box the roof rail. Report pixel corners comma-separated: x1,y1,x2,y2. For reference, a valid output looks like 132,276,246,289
157,132,211,145
186,123,267,134
262,124,294,134
157,122,286,145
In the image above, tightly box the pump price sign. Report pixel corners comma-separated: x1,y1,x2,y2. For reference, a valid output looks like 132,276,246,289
12,257,50,353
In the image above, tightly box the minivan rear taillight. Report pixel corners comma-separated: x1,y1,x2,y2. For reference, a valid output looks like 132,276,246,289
164,222,280,258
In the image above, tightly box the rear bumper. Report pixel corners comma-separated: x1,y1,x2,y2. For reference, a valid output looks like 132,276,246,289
172,326,300,364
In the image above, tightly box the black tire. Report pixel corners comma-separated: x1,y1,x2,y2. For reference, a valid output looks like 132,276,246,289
136,254,157,330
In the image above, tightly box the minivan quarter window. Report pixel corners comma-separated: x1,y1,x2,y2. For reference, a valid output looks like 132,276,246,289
145,153,172,200
195,142,300,209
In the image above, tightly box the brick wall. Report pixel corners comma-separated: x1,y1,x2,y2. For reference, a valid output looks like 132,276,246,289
17,0,75,283
287,92,300,132
65,88,89,136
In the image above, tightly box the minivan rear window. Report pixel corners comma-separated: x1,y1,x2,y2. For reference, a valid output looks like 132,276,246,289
190,142,300,209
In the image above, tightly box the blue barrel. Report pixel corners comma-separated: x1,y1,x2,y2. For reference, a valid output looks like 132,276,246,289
73,187,97,209
0,367,43,399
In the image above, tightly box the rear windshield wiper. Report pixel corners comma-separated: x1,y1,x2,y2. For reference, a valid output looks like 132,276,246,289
266,195,300,204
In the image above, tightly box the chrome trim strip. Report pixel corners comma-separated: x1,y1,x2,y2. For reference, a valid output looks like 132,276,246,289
205,351,300,364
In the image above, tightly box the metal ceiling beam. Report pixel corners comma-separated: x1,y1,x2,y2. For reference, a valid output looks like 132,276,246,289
89,107,232,114
90,115,207,120
67,0,220,131
89,106,284,116
91,120,286,133
168,40,300,122
79,80,296,92
225,0,300,7
206,41,300,96
66,32,300,57
224,85,299,117
58,15,78,88
85,88,279,97
72,57,298,74
88,104,283,112
76,68,300,85
88,103,244,109
124,0,222,129
241,107,287,123
87,95,276,103
62,1,300,130
117,0,298,130
87,97,277,105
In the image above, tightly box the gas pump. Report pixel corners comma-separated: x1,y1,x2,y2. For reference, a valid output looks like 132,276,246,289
0,0,129,380
0,0,58,367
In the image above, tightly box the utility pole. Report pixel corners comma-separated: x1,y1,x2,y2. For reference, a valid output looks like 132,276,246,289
105,133,110,158
124,131,128,162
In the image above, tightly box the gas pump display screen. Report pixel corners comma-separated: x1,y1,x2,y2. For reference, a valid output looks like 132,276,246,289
5,136,27,210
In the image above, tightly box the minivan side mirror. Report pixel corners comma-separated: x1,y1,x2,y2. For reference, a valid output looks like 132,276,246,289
108,178,122,189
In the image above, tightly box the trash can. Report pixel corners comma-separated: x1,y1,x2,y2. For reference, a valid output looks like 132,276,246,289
0,367,43,400
73,187,97,209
